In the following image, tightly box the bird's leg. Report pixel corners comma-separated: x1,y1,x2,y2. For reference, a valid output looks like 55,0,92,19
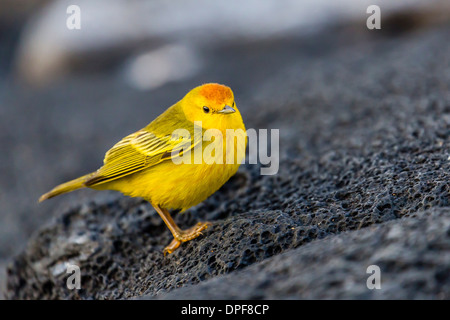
151,204,211,255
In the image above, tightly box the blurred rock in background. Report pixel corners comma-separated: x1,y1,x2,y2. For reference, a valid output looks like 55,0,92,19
13,0,448,88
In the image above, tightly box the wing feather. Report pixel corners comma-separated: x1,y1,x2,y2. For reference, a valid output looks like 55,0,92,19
85,128,199,187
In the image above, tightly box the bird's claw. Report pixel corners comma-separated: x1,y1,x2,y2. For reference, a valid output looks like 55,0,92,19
163,221,212,255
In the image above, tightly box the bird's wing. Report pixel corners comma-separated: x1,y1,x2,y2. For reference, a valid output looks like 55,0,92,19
85,127,200,187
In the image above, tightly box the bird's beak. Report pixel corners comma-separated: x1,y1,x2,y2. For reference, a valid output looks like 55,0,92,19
218,105,236,114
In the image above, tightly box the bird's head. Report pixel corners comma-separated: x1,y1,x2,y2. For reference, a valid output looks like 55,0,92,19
180,83,243,130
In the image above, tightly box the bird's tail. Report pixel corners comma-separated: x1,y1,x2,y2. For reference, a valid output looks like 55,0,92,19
38,173,94,202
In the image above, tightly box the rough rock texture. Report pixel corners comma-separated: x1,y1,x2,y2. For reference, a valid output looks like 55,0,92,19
5,23,450,299
154,208,450,300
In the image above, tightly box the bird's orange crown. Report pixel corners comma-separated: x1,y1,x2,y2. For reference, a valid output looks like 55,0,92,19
198,83,233,104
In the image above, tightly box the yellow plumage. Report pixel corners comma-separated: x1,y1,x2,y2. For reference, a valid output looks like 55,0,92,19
39,83,247,254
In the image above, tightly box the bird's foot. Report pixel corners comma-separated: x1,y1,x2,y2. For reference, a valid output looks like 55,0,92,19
163,222,211,255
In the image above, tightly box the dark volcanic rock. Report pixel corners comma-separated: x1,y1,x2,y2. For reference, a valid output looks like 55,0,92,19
5,24,450,299
154,208,450,300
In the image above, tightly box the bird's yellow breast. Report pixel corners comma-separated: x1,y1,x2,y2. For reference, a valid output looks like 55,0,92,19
100,124,246,211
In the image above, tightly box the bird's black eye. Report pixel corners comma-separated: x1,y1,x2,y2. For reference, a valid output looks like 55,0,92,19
203,106,210,113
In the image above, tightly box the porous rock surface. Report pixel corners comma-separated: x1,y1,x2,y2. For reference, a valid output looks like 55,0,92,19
6,25,450,299
155,208,450,300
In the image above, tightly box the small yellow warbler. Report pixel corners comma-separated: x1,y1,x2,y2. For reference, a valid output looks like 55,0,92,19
39,83,247,254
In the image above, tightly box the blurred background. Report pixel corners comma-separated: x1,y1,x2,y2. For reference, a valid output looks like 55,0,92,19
0,0,448,298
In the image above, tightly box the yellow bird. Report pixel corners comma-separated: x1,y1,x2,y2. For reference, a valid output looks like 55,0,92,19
39,83,247,254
